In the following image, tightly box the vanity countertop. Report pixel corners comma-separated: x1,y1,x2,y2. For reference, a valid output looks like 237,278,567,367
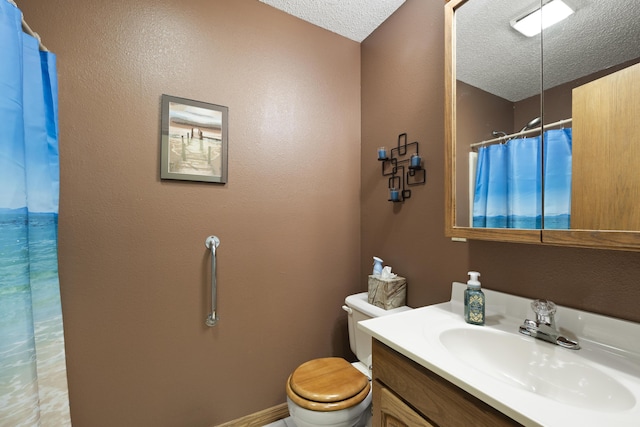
358,282,640,427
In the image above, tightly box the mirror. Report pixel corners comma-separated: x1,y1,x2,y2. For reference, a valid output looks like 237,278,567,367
542,0,640,232
446,0,640,249
453,0,542,233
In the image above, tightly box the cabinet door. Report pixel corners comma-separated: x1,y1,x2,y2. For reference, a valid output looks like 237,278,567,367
445,0,543,244
373,380,434,427
571,63,640,229
542,63,640,250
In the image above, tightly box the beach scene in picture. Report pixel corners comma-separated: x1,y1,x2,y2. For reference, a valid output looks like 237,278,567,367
168,101,223,178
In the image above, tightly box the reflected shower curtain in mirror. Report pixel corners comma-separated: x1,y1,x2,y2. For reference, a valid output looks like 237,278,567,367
543,128,572,229
0,1,71,425
473,137,542,229
472,144,508,227
507,137,542,229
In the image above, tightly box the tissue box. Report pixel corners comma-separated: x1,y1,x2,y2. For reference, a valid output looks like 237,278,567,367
368,275,407,310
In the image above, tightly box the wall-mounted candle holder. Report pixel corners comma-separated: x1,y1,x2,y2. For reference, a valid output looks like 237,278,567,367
378,133,426,203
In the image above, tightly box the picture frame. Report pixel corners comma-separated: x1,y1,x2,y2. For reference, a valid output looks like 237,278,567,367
160,94,228,183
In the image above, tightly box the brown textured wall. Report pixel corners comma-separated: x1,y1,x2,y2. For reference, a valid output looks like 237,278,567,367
362,0,640,322
19,0,361,425
361,0,469,306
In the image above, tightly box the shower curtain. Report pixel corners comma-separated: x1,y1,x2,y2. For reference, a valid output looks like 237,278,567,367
473,137,542,228
543,128,572,229
507,136,542,229
0,1,71,425
472,143,508,227
472,131,572,229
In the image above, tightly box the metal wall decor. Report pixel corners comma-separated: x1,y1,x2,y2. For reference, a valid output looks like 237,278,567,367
377,133,426,202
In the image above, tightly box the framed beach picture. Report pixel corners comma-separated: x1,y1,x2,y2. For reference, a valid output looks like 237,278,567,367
160,94,228,183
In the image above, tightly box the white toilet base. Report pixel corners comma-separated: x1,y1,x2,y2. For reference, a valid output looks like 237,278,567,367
286,392,372,427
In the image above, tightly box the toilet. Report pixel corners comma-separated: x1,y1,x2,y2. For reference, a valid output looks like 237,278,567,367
286,292,412,427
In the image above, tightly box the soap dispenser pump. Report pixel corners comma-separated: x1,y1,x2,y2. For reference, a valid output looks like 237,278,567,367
372,257,384,275
464,271,485,325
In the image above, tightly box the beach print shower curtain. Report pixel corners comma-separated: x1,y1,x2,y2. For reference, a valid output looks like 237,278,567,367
472,143,508,227
472,131,572,229
507,136,542,229
543,128,572,229
1,1,71,425
473,137,542,228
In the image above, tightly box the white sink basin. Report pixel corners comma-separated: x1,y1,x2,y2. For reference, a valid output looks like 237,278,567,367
439,327,635,411
359,282,640,426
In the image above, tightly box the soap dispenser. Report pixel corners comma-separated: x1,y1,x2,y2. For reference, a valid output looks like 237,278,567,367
464,271,485,325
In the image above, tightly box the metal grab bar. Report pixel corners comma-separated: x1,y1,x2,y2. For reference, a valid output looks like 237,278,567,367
205,235,220,327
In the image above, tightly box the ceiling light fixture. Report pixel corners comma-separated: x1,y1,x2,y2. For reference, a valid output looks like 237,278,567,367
511,0,575,37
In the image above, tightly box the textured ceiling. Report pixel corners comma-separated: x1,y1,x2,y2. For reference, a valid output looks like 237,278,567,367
258,0,639,101
457,0,640,101
258,0,406,43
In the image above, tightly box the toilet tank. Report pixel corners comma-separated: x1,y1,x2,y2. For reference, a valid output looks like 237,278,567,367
344,292,412,366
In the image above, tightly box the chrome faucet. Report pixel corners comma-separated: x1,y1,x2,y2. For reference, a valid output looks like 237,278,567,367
519,299,580,350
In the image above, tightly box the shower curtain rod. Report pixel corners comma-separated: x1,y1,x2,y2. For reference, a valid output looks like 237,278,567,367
470,118,573,149
7,0,48,51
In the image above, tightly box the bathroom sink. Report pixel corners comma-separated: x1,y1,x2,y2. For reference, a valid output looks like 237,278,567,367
359,282,640,426
438,327,635,411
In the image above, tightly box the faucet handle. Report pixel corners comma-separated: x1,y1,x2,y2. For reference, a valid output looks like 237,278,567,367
531,299,556,326
531,299,556,315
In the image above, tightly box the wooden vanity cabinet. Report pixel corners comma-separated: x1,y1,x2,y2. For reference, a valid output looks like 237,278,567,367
372,339,521,427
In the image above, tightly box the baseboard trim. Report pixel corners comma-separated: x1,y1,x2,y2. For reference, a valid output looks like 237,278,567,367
214,403,289,427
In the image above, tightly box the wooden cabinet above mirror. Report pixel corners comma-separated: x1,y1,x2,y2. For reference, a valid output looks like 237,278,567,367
445,0,640,250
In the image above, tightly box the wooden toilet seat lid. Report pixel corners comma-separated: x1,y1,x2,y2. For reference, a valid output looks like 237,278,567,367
286,357,370,412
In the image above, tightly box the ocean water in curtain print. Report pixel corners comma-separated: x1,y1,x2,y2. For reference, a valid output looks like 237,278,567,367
0,1,71,425
543,128,572,229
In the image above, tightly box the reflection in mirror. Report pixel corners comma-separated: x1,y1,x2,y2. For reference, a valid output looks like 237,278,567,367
455,0,542,229
453,0,640,234
542,0,640,231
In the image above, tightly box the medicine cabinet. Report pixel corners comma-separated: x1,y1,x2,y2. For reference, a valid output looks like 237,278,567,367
445,0,640,250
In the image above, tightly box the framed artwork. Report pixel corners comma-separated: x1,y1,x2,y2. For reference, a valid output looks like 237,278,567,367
160,94,228,183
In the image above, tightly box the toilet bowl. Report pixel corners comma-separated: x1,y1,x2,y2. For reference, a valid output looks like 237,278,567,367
285,292,412,427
